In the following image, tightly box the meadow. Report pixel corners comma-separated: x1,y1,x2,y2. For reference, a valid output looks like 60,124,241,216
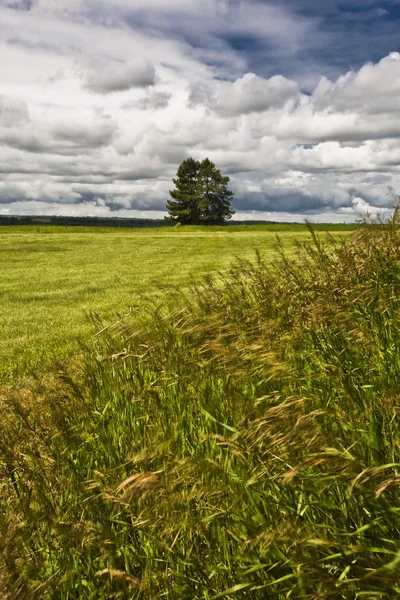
0,223,353,383
3,220,400,600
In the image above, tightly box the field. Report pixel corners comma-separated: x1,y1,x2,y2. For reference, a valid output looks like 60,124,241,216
3,220,400,599
0,224,353,383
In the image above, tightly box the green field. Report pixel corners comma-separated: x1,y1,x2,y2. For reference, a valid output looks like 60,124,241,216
0,224,354,383
2,219,400,599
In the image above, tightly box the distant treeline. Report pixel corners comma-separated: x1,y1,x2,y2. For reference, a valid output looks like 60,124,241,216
0,215,172,228
0,215,356,230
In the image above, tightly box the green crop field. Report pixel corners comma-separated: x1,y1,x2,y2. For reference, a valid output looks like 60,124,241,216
0,224,354,383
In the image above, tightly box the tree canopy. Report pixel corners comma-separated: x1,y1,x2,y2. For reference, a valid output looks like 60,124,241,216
166,158,235,224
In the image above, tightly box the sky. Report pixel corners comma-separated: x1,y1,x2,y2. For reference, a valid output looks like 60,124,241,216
1,0,400,222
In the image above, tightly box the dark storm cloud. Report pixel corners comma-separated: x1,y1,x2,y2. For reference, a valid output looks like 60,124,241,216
232,190,329,213
231,183,395,215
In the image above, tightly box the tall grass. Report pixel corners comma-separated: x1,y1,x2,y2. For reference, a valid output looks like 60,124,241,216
1,218,400,598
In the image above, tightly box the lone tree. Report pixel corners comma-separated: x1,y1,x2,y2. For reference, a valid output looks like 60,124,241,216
166,157,200,225
166,158,235,224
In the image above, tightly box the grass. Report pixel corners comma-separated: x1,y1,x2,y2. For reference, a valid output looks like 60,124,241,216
0,224,354,383
4,219,397,599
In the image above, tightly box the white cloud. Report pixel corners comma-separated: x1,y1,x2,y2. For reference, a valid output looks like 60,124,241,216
351,196,391,221
313,53,400,114
189,73,299,116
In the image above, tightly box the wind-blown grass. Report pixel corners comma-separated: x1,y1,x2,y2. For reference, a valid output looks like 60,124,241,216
1,219,399,599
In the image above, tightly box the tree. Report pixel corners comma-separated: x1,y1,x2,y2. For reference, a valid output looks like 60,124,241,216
165,158,201,224
166,157,235,224
197,158,235,224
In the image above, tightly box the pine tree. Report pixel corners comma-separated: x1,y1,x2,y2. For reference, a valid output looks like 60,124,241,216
166,157,235,225
197,158,235,224
166,158,201,224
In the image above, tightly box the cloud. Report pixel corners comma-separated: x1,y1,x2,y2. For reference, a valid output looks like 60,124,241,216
2,0,33,9
81,57,156,94
231,171,352,213
50,119,117,149
0,95,29,127
135,91,171,110
312,53,400,114
185,53,400,145
348,196,392,221
189,73,299,116
0,110,117,155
